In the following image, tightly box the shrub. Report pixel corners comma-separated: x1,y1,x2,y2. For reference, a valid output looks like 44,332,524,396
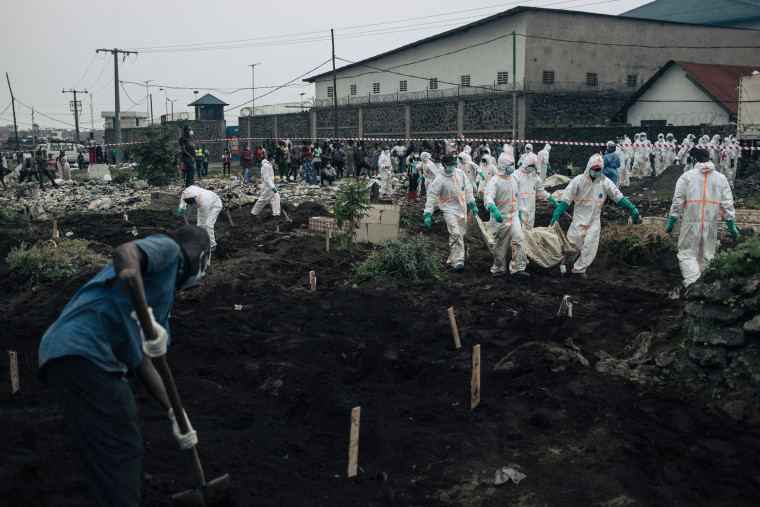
355,234,444,282
131,121,188,186
706,238,760,278
738,159,760,180
6,239,109,285
0,205,26,224
111,169,134,184
333,180,371,251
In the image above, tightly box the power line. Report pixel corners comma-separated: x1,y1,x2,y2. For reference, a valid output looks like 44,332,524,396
72,53,98,90
119,79,310,93
87,53,112,90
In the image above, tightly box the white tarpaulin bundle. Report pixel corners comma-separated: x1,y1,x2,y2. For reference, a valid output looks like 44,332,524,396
544,174,571,187
475,217,577,268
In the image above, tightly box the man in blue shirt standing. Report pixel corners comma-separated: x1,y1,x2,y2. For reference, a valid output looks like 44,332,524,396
38,225,211,506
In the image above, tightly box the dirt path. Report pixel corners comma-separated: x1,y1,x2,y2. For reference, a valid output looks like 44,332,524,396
2,199,760,506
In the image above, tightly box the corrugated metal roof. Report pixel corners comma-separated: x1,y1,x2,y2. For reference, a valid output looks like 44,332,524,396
674,60,760,114
624,0,760,25
188,93,228,107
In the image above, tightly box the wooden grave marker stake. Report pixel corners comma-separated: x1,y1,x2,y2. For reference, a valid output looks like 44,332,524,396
448,307,461,349
52,220,58,238
309,271,316,292
276,224,280,233
8,350,19,394
348,406,361,478
326,230,330,252
471,344,481,409
226,210,235,226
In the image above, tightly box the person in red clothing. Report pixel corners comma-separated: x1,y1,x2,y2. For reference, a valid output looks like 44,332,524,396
221,149,231,176
86,132,97,164
241,145,253,184
253,146,263,171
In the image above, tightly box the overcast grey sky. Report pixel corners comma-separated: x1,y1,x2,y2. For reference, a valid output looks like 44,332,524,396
0,0,651,130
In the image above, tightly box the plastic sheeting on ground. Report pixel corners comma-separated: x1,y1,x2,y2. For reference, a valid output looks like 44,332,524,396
544,174,571,187
475,216,577,268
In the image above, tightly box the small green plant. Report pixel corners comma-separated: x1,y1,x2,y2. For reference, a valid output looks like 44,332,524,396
711,388,723,400
400,215,425,227
355,234,444,282
618,235,639,254
111,169,135,184
333,180,371,251
6,239,109,285
677,337,691,354
0,205,26,224
737,159,760,180
131,121,189,186
684,301,715,342
724,294,744,312
697,373,707,383
12,182,36,199
707,238,760,278
741,195,760,209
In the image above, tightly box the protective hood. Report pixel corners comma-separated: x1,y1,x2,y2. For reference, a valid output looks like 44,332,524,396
521,152,538,168
502,144,513,155
497,153,515,173
634,134,640,141
586,153,604,172
525,143,533,152
420,151,430,161
697,161,715,175
711,135,721,144
658,133,664,140
544,144,551,151
487,155,496,166
464,145,472,154
666,133,674,140
640,133,648,141
458,153,472,164
699,135,710,145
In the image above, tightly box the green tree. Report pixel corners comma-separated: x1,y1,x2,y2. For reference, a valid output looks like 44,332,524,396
131,120,189,186
333,180,371,252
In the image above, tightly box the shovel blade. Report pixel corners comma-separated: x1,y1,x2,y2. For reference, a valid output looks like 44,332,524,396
172,474,230,507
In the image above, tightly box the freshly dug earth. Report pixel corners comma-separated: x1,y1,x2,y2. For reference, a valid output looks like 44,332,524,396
2,197,760,506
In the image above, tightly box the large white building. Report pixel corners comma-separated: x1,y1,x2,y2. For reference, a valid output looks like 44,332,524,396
305,6,760,130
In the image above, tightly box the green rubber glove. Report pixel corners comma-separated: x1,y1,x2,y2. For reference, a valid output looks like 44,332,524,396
618,197,640,223
548,195,559,207
469,201,478,215
178,208,184,214
726,219,739,239
518,210,523,223
417,175,425,184
547,163,552,173
272,187,277,193
424,213,431,229
487,204,503,223
550,200,569,226
666,216,677,236
479,172,485,181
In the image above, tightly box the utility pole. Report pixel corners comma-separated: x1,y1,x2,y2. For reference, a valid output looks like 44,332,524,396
144,80,152,121
331,29,339,141
511,31,516,142
31,108,37,148
5,73,20,153
149,94,154,125
89,94,94,132
249,63,260,146
63,88,88,143
96,48,137,162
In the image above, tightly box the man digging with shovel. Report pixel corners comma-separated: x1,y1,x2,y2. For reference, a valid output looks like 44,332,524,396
38,226,228,506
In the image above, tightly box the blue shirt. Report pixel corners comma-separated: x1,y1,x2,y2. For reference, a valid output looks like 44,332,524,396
39,235,185,379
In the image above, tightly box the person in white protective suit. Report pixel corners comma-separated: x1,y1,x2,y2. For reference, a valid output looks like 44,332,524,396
619,134,632,187
709,134,722,167
378,146,393,196
664,133,677,167
550,153,640,276
612,140,626,188
640,133,654,177
515,152,559,227
720,136,740,188
457,151,479,186
631,133,649,179
424,153,478,271
417,151,439,198
517,143,533,168
654,133,666,176
677,134,696,164
179,185,223,250
474,155,497,197
484,152,529,277
537,144,551,181
251,156,281,219
666,148,737,290
698,135,710,148
501,143,514,158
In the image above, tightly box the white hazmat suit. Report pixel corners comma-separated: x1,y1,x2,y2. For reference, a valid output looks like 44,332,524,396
179,185,223,249
251,160,281,217
474,155,497,197
537,144,551,182
458,152,479,186
378,149,393,195
558,154,628,274
631,134,649,179
654,133,666,176
619,136,632,187
668,161,735,287
424,167,475,268
515,152,553,227
484,154,527,275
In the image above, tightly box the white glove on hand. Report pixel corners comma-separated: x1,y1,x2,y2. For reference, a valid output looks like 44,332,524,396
130,307,168,358
168,408,198,450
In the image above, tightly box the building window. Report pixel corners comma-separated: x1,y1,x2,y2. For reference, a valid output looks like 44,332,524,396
461,75,471,87
627,74,638,87
429,78,439,90
497,71,509,85
327,86,334,98
350,84,357,96
542,71,555,85
135,118,140,126
399,80,408,92
586,73,598,87
372,82,380,94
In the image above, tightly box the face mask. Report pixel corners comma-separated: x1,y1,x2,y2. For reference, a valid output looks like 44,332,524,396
183,251,209,287
444,166,455,174
505,166,515,175
384,150,390,154
526,166,536,173
589,169,601,179
188,130,193,136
